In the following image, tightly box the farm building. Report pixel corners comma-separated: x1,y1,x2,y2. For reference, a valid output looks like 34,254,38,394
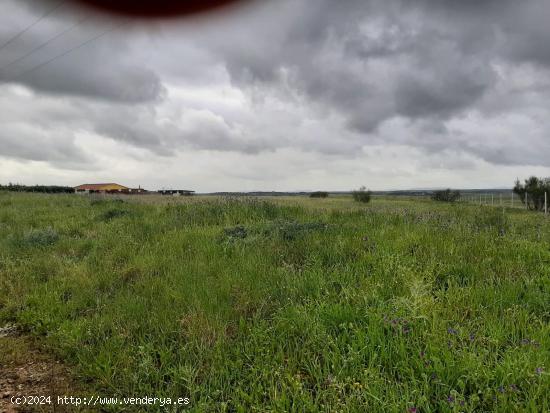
74,183,147,194
158,190,195,196
75,183,127,194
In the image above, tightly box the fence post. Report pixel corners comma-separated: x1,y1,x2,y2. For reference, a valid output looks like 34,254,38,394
491,194,494,206
525,192,528,210
545,192,548,216
511,192,514,208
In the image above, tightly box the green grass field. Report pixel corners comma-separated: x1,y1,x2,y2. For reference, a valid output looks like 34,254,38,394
1,193,549,412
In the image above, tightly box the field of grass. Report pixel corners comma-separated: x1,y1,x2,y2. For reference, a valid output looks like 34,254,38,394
0,193,549,412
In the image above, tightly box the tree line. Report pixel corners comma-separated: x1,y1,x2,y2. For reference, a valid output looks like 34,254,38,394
0,184,75,194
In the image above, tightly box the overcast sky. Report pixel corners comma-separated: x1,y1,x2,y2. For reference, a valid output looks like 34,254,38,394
1,0,549,191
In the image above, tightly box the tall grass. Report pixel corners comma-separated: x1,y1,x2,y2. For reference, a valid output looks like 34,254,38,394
0,192,548,412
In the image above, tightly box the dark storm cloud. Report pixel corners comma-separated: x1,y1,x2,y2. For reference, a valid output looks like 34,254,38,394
215,0,503,131
1,0,550,169
0,1,164,103
0,121,94,169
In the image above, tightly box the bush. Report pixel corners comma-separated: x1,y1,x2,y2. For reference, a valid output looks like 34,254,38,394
223,226,248,241
310,191,329,199
18,227,59,247
431,189,461,203
100,209,129,221
352,186,372,203
513,176,550,211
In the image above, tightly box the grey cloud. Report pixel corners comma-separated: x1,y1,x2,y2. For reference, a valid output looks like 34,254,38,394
212,0,501,132
17,58,166,103
0,1,165,103
0,124,94,169
1,0,550,170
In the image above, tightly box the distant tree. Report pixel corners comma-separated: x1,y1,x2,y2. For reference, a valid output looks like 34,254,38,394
0,184,74,194
352,186,372,203
310,191,329,198
431,189,461,203
513,176,550,211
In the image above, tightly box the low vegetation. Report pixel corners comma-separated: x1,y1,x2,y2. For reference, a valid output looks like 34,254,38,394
352,186,372,203
309,191,329,198
0,193,548,412
431,189,461,203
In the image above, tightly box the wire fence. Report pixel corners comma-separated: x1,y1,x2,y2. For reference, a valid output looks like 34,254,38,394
461,192,548,215
369,192,548,216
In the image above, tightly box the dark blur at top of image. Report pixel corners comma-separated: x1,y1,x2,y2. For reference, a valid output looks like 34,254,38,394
40,0,251,19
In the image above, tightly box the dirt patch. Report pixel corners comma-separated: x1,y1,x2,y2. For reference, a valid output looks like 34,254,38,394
0,326,80,413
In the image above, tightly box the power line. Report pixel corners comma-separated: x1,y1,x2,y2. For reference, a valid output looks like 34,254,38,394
0,0,67,53
0,16,89,74
13,21,129,81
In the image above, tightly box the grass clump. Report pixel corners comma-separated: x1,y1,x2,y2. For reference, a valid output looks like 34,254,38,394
100,208,130,221
15,227,60,248
263,220,328,241
223,225,248,241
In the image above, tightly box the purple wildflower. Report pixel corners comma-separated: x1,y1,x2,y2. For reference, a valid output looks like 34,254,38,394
509,384,518,392
535,367,544,376
408,408,418,413
447,328,458,335
469,333,475,342
447,395,455,403
520,338,540,347
498,386,505,394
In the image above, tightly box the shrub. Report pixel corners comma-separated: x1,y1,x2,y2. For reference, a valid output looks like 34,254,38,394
513,176,550,211
310,191,329,198
223,226,248,241
352,186,372,203
431,189,461,203
100,208,129,221
19,227,59,247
